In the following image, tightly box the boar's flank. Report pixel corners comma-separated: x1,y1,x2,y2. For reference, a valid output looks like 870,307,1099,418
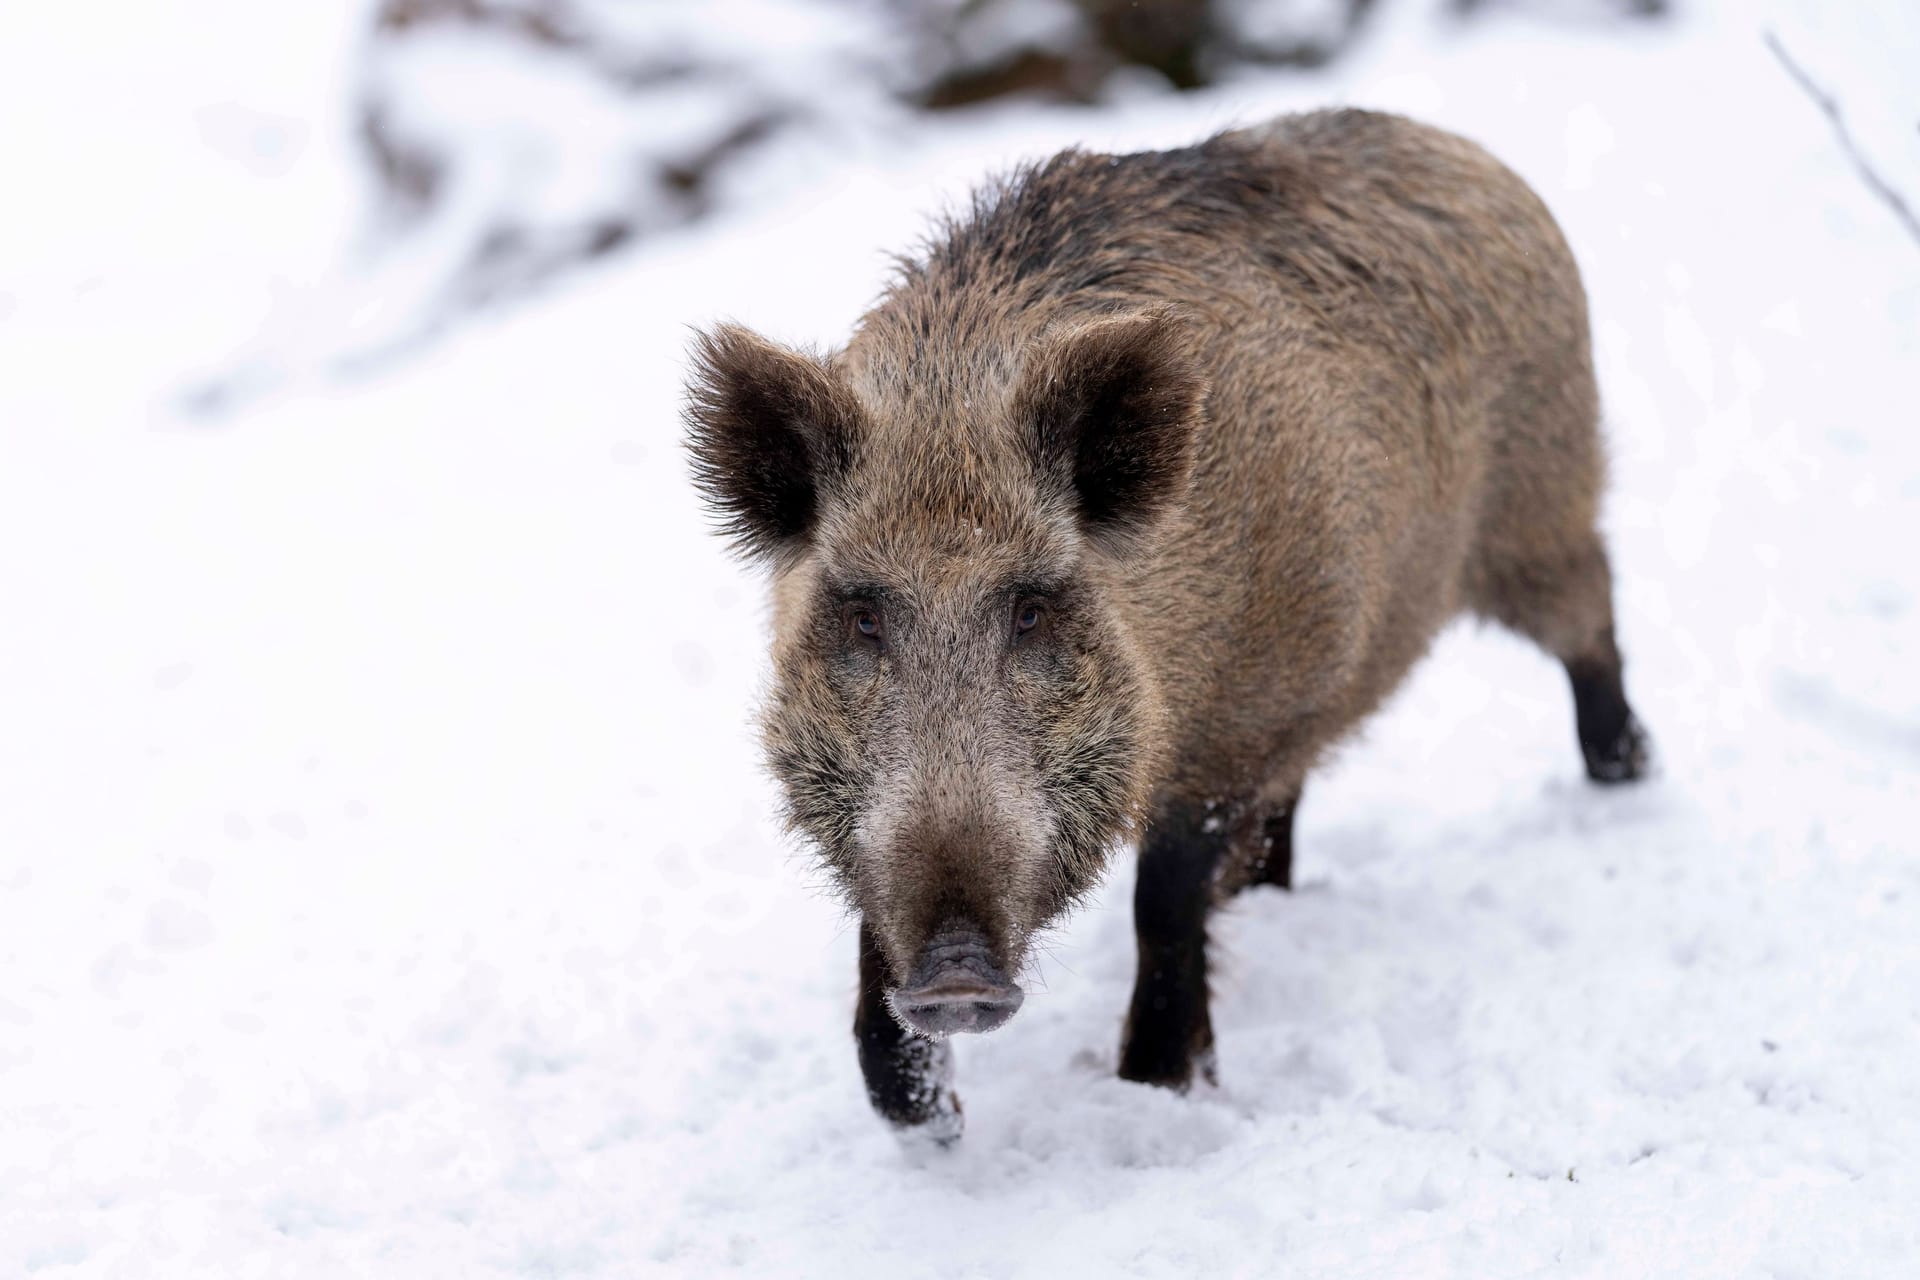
684,108,1648,1140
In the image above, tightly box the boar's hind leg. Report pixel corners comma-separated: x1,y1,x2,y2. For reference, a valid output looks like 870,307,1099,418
1478,535,1650,784
1119,802,1228,1089
854,919,962,1140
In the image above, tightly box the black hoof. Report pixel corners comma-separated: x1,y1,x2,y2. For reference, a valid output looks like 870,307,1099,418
1568,654,1649,785
1118,1014,1214,1092
1582,711,1650,784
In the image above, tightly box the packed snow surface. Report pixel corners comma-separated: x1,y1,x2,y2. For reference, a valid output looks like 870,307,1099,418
2,2,1917,1276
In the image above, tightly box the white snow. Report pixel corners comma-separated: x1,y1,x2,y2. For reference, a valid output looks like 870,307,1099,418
2,2,1917,1276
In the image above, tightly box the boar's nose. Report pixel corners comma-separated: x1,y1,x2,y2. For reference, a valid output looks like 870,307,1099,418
890,927,1025,1038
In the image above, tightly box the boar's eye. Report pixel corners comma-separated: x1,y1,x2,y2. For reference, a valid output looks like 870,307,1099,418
849,608,883,645
1012,602,1045,644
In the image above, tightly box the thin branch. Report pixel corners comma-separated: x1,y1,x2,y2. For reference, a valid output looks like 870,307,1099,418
1764,30,1920,250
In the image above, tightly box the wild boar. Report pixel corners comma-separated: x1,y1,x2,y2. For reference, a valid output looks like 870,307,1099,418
684,108,1648,1140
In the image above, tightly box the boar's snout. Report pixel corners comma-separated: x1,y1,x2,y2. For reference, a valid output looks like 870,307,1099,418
889,926,1025,1038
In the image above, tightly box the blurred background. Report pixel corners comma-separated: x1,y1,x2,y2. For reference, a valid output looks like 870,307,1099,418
2,0,1912,408
3,3,1917,1276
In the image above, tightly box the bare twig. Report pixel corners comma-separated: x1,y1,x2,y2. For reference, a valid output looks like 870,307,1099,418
1764,30,1920,250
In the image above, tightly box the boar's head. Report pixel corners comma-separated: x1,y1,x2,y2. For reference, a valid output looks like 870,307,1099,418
685,308,1204,1037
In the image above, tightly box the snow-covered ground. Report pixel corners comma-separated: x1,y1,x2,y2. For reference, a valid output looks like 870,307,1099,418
3,2,1917,1276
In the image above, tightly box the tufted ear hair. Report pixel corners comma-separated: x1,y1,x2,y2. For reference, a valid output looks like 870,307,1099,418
683,324,863,564
1014,309,1206,558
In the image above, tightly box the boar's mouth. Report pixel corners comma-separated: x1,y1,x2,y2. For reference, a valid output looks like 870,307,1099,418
886,926,1026,1038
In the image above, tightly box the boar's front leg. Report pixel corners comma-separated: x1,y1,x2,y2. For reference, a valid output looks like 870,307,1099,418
1119,802,1229,1089
853,919,963,1140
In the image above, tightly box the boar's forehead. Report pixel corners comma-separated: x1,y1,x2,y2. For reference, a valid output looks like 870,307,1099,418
815,435,1077,586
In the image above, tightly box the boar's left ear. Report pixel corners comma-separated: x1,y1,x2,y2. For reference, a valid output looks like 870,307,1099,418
683,323,863,565
1016,309,1205,557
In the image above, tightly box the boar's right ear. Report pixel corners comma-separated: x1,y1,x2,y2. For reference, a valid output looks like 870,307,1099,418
683,323,862,564
1016,309,1205,558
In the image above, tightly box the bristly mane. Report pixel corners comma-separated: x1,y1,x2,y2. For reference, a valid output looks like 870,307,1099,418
896,133,1301,300
849,129,1367,382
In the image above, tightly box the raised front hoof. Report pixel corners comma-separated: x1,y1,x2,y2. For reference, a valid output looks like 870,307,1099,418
860,1035,963,1144
1582,712,1651,785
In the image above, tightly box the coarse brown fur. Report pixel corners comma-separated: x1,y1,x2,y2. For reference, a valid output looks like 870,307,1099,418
685,109,1647,1134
